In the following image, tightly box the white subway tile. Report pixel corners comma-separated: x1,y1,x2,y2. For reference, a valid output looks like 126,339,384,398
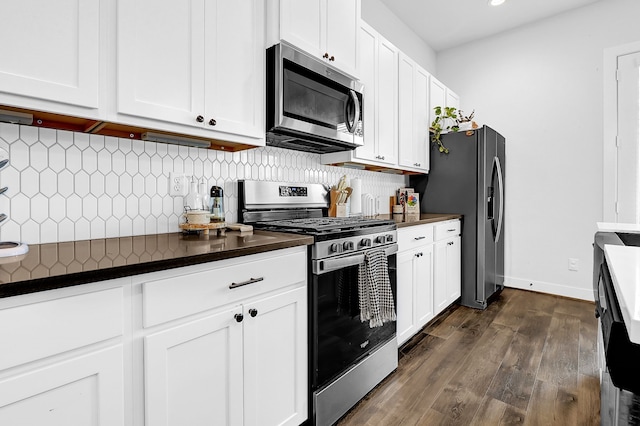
2,123,407,244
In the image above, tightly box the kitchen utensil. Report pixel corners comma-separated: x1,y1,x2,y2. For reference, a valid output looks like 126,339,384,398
350,178,362,215
185,176,203,211
227,223,253,232
183,209,210,225
210,186,224,222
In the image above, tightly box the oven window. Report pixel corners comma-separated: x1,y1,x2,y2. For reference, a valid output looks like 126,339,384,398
282,59,358,133
312,253,397,389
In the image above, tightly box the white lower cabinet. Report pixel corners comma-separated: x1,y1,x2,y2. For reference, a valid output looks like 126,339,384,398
397,224,435,346
434,221,462,316
397,219,461,346
0,346,124,426
0,280,128,426
138,246,308,426
144,307,243,426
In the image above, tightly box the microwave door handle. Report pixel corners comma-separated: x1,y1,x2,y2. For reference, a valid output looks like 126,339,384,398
345,89,360,134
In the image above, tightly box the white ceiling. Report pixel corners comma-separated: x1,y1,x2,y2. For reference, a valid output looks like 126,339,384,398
378,0,603,51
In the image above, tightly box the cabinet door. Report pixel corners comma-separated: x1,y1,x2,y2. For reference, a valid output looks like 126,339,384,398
397,54,415,170
325,0,360,77
434,239,449,315
396,250,416,346
398,55,430,172
280,0,323,59
0,0,100,114
117,0,206,126
415,244,434,328
429,76,446,126
375,37,398,165
354,23,377,162
243,286,307,426
413,66,431,172
446,236,462,303
204,0,264,138
144,307,243,426
0,346,124,426
446,88,460,112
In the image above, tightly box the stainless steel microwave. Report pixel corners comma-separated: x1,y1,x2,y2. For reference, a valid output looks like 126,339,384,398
266,42,364,154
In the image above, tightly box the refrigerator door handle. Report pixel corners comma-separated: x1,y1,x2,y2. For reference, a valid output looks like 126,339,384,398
494,156,504,243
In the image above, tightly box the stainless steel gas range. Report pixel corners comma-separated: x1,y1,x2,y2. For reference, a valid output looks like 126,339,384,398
239,180,398,426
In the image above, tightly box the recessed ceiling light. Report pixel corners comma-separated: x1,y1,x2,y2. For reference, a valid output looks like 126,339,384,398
489,0,506,6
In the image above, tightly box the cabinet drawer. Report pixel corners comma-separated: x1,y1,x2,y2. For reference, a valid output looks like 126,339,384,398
0,287,124,371
435,220,460,241
398,224,434,250
142,249,307,327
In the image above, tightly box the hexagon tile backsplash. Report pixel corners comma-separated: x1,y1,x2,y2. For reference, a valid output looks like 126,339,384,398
0,123,407,245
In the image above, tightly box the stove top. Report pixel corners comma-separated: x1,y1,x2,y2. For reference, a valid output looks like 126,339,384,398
256,217,394,232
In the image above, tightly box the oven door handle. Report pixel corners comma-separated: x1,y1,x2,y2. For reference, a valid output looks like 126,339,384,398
313,245,398,275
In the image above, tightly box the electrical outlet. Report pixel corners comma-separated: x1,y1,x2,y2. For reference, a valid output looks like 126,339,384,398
169,173,188,196
568,258,579,271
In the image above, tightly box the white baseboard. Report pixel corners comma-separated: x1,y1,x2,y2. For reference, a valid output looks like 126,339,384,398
504,276,594,302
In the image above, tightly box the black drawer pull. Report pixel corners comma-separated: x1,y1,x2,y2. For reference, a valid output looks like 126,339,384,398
414,236,426,240
229,277,264,289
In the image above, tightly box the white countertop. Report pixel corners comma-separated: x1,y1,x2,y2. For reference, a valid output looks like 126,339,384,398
604,244,640,344
598,222,640,233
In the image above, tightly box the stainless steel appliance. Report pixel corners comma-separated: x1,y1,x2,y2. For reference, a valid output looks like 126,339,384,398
593,231,640,425
266,42,364,154
238,180,398,426
410,125,505,309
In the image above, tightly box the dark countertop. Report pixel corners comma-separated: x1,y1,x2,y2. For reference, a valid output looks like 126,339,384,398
377,213,462,228
0,231,314,299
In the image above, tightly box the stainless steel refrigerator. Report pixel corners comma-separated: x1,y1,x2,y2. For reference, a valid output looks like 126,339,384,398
410,125,505,309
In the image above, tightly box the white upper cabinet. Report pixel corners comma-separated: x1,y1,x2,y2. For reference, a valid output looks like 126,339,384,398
398,53,430,173
276,0,360,77
321,21,397,168
116,0,264,144
0,0,102,118
446,88,461,112
429,75,446,127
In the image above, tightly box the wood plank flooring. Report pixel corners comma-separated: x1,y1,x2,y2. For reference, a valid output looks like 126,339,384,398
337,288,600,426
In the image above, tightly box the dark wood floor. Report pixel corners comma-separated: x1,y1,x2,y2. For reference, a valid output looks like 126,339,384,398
337,288,600,425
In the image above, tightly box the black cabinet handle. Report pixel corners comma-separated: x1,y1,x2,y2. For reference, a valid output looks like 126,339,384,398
229,277,264,289
196,115,204,123
234,313,244,323
329,55,335,61
209,118,217,126
323,52,329,59
249,309,258,317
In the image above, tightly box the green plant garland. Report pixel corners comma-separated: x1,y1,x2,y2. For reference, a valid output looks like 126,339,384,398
430,106,459,154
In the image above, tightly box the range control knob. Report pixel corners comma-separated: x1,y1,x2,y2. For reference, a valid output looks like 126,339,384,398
360,238,372,247
330,243,343,253
386,234,394,242
343,241,355,251
375,236,386,244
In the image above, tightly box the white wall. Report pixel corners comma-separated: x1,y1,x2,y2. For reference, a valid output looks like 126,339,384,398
361,0,437,74
437,0,640,300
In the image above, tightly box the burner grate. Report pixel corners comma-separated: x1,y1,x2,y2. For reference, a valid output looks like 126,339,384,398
256,217,394,232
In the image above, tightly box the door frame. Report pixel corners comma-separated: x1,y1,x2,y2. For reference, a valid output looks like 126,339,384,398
603,40,640,222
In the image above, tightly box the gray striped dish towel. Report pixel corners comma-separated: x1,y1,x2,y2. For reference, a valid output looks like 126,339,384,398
358,249,396,328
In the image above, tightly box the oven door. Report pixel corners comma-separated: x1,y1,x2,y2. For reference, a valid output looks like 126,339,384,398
310,246,397,391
